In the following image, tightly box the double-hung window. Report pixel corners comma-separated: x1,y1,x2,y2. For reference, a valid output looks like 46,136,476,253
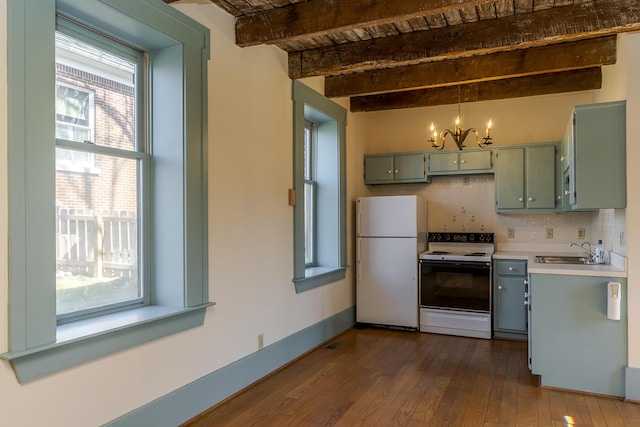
4,0,211,383
292,81,347,292
54,22,146,320
303,120,317,267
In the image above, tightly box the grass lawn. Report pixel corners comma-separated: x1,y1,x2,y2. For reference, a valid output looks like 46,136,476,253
57,274,139,314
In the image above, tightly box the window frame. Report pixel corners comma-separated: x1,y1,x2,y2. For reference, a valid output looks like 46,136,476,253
2,0,212,383
292,81,347,293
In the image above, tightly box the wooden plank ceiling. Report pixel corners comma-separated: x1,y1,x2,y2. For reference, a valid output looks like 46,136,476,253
168,0,640,112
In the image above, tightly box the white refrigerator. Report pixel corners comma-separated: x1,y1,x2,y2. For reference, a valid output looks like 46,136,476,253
356,195,427,329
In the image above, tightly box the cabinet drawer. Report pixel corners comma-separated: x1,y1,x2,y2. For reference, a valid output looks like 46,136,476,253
495,260,527,276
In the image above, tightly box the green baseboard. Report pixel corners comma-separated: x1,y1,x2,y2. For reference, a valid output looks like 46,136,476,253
105,306,355,427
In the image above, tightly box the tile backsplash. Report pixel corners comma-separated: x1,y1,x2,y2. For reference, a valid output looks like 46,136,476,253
366,174,627,256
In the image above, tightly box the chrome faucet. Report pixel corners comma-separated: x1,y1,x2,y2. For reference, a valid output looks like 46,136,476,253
569,241,596,260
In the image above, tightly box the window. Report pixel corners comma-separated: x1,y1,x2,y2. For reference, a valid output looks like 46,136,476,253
55,81,97,172
303,121,316,266
54,24,145,320
292,81,347,293
4,0,211,382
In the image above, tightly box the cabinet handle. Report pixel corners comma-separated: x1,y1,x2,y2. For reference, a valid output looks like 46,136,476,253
460,160,466,164
561,155,565,162
558,196,562,200
387,170,392,174
508,267,514,271
528,197,534,202
453,160,458,164
518,197,523,202
395,169,399,174
497,285,503,290
564,190,570,195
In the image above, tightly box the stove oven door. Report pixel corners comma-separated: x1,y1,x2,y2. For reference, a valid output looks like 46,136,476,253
420,260,491,312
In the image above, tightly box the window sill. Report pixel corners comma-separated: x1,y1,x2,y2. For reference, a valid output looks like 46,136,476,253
293,267,346,293
1,303,214,383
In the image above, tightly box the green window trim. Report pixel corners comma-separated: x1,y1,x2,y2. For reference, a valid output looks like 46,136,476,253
4,0,211,382
292,81,347,293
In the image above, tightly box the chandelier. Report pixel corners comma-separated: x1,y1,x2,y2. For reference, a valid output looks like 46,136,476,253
429,89,493,150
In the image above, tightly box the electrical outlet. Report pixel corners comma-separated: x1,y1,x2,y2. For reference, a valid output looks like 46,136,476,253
258,333,264,350
507,228,515,239
546,228,554,239
578,228,585,239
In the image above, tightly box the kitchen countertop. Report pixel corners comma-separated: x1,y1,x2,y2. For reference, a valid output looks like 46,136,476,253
493,243,627,278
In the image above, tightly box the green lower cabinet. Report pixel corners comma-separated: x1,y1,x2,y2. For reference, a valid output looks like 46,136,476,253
530,273,627,397
493,260,527,339
364,152,428,184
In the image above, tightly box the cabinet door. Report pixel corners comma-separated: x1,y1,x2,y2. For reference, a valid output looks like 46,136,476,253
393,153,426,182
459,150,492,172
494,276,527,333
495,148,525,209
526,145,556,209
561,115,573,173
530,274,627,396
572,101,626,209
428,152,459,173
364,155,394,183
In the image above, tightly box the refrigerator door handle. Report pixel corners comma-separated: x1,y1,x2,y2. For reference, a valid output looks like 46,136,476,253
356,239,361,280
356,202,362,237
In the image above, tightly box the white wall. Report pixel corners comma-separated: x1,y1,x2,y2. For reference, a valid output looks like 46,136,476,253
0,3,365,425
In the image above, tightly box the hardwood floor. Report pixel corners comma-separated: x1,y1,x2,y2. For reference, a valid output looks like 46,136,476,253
184,327,640,426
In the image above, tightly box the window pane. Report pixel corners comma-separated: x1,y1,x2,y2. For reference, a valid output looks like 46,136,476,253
304,181,314,265
55,31,137,151
304,125,311,180
56,152,141,316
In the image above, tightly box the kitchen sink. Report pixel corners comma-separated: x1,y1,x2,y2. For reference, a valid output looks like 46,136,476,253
535,255,595,265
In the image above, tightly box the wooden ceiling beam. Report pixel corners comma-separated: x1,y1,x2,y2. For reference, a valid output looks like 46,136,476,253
349,68,603,112
235,0,496,47
325,36,617,97
289,0,640,78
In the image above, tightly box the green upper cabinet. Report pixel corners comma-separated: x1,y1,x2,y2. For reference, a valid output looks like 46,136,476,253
495,144,558,212
562,100,626,210
364,152,429,184
428,149,493,175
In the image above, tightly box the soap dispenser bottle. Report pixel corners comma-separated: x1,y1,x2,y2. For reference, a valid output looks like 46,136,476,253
594,240,604,264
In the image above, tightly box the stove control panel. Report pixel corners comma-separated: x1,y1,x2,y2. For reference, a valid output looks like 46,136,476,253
428,232,494,243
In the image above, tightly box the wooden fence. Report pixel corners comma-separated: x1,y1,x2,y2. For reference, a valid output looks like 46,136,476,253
56,209,137,278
